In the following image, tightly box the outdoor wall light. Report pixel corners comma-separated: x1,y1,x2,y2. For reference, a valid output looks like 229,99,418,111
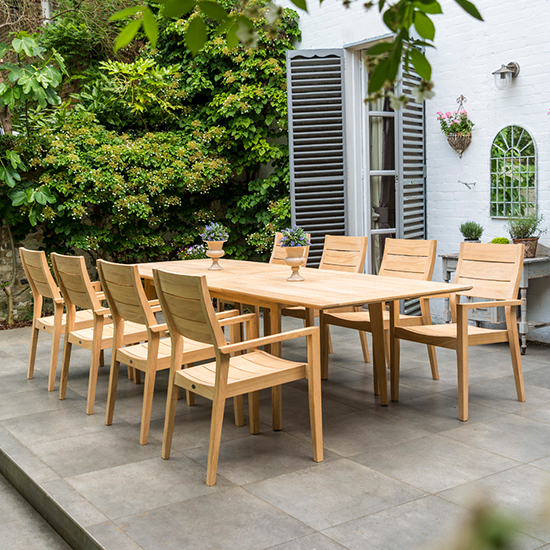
492,62,520,90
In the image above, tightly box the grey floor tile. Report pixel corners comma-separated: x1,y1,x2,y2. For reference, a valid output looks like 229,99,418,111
267,533,349,550
351,434,518,493
517,402,550,424
288,408,431,457
324,495,468,550
441,414,550,463
86,521,144,550
116,486,313,550
185,429,337,485
68,452,233,519
438,465,550,543
28,424,162,477
524,368,550,392
0,473,70,550
245,459,426,531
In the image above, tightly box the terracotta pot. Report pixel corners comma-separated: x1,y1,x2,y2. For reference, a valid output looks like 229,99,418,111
447,133,472,158
512,237,538,258
205,240,225,270
284,246,307,281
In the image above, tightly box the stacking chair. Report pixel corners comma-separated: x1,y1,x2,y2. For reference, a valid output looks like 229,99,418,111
281,235,369,364
97,260,251,445
321,239,438,390
154,269,323,486
20,248,95,391
390,242,525,421
51,253,149,415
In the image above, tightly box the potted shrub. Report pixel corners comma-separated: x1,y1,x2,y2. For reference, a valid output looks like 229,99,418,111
459,221,484,243
506,212,547,258
279,226,310,281
437,108,475,158
490,237,510,244
201,222,229,270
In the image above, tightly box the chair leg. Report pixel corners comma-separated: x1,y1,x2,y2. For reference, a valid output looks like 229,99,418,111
384,330,391,371
427,345,439,380
161,377,179,460
86,344,103,415
99,349,105,367
319,311,330,380
134,369,142,384
327,326,333,355
457,306,469,421
206,395,227,486
249,391,260,435
507,307,525,402
128,366,134,380
48,305,63,392
105,356,121,426
233,395,244,427
272,386,282,430
59,339,72,400
139,368,157,445
390,330,401,402
185,363,195,406
359,330,370,364
27,323,40,380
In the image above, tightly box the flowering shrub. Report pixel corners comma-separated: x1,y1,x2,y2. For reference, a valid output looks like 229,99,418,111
201,222,229,242
279,226,310,247
178,244,208,259
436,110,475,136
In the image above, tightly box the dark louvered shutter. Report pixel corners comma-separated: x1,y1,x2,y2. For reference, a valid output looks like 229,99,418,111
287,50,346,266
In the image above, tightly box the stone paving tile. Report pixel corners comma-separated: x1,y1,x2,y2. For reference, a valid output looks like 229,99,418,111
438,465,550,543
0,474,71,550
86,521,145,550
68,452,234,520
351,433,519,493
441,414,550,463
267,533,349,550
185,429,338,485
116,486,313,550
245,459,426,531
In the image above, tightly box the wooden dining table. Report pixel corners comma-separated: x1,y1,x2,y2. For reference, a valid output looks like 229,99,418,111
137,258,472,406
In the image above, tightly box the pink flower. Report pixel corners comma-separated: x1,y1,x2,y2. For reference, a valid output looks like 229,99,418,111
445,112,452,117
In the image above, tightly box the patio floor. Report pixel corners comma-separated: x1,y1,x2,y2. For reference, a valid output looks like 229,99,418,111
2,317,550,550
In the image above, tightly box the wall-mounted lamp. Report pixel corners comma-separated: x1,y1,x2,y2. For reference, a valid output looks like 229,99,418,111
492,62,520,90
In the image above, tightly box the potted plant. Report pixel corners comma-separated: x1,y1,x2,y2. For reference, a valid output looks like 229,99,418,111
201,222,229,270
490,237,510,244
459,221,484,243
279,226,310,281
437,107,475,158
506,211,547,258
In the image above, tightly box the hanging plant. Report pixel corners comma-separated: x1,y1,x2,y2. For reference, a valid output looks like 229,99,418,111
437,95,475,158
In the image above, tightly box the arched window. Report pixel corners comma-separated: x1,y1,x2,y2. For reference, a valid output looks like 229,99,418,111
491,125,536,217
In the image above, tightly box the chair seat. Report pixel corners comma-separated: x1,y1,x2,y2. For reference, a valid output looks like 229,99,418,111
117,336,214,371
69,320,148,349
325,309,423,328
176,351,306,398
395,323,509,348
36,309,98,333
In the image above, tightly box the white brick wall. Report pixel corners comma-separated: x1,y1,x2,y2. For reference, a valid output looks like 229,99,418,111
284,0,550,343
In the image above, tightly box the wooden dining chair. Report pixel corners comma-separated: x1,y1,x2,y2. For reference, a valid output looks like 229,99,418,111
281,234,369,362
154,268,323,486
269,231,311,265
97,260,252,445
390,242,525,421
321,239,438,389
19,248,95,392
51,253,149,415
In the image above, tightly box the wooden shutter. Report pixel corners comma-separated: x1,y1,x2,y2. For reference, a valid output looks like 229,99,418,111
287,50,346,266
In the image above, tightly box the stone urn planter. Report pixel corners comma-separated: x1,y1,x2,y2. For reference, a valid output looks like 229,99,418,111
205,241,225,270
284,246,307,281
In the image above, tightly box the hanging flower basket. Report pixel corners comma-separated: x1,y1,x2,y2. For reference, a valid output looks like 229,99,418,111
447,133,472,158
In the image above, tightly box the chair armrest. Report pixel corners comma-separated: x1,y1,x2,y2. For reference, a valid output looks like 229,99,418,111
149,323,168,333
91,281,102,292
216,309,240,320
457,299,522,310
95,292,106,301
219,313,257,327
219,326,318,355
94,307,110,316
148,299,160,307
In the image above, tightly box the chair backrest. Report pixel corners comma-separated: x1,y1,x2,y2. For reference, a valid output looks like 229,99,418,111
97,260,156,327
319,235,368,273
19,248,61,301
51,253,101,311
378,239,437,281
270,232,311,265
453,242,525,301
153,269,226,349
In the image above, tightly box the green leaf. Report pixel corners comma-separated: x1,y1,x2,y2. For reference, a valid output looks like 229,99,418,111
365,42,393,56
185,16,208,56
0,42,7,58
10,189,27,206
225,21,240,49
162,0,195,18
109,5,143,20
414,1,442,14
288,0,308,11
34,190,47,205
199,1,227,21
368,58,390,93
142,8,159,47
454,0,483,20
409,48,432,80
114,20,143,52
414,11,435,40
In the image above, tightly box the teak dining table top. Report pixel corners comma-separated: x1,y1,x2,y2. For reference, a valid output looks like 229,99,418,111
137,258,472,404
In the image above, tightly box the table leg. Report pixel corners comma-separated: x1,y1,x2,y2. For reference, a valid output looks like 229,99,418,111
143,278,157,300
520,287,528,355
266,303,283,430
443,268,452,323
368,302,388,405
